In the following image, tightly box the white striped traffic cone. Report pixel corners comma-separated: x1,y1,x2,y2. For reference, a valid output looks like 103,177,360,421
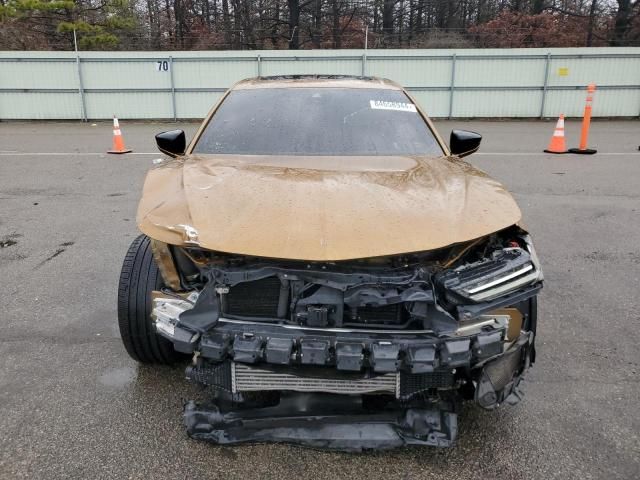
543,114,568,154
108,116,132,154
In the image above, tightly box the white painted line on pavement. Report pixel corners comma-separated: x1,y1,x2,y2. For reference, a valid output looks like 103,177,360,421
474,152,634,156
0,152,635,157
0,152,159,156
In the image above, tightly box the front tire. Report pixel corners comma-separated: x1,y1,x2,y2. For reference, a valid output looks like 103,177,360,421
117,234,179,364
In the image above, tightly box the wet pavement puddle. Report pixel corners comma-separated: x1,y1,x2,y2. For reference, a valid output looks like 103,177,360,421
98,366,137,389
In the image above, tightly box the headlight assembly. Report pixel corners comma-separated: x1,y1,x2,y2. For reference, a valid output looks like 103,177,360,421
437,245,542,304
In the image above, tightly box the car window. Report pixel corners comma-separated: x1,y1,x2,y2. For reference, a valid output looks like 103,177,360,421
193,88,443,156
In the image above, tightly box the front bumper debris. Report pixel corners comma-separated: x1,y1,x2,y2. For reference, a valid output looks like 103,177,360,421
474,333,532,409
154,295,514,374
184,394,458,451
150,255,539,450
182,333,533,450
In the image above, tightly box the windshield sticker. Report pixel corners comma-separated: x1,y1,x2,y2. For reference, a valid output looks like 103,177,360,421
370,100,417,112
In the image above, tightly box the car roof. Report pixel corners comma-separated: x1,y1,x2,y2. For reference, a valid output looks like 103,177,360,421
232,75,403,90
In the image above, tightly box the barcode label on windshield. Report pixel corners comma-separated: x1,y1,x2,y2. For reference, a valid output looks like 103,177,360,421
370,100,417,112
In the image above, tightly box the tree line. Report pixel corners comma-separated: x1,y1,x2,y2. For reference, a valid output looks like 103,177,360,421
0,0,638,50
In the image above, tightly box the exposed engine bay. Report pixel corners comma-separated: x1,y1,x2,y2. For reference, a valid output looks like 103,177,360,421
149,225,542,450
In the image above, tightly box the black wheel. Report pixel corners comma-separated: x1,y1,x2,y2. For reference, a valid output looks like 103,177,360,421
117,234,179,364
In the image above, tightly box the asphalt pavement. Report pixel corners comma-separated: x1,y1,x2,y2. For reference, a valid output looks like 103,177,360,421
0,119,639,479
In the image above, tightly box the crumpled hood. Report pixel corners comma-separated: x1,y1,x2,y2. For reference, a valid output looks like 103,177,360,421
137,154,521,261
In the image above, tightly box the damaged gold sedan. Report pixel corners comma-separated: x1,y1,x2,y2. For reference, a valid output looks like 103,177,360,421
118,75,542,451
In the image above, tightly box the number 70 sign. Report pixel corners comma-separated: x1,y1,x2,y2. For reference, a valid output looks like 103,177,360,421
156,60,170,72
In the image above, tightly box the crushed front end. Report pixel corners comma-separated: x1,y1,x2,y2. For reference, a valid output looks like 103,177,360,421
150,226,542,451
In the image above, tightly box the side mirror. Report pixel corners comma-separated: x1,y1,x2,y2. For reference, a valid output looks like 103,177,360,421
156,130,186,157
450,129,482,158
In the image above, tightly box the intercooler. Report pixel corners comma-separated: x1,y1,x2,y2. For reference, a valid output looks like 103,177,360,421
232,363,398,395
186,361,454,399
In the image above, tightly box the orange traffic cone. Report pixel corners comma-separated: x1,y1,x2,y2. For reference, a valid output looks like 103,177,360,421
544,114,568,154
569,84,597,155
107,116,132,154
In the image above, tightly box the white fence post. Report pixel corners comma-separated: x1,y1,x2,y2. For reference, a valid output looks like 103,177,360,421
75,54,87,122
540,52,551,119
169,55,176,121
448,54,457,120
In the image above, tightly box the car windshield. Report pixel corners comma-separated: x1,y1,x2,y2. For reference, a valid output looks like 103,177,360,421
193,87,443,156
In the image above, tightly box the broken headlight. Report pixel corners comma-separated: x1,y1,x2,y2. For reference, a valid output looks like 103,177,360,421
437,240,542,304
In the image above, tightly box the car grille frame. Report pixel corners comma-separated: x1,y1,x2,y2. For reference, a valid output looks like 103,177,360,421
222,276,411,329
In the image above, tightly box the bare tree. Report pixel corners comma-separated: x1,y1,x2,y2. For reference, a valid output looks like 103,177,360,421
1,0,636,50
